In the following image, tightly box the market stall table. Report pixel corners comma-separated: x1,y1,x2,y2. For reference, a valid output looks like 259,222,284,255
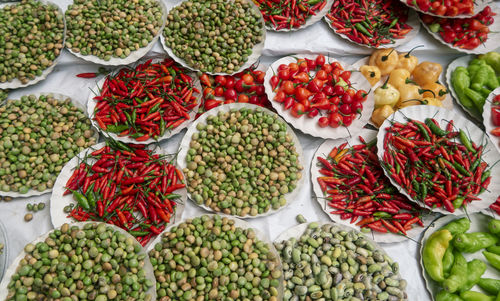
0,1,500,299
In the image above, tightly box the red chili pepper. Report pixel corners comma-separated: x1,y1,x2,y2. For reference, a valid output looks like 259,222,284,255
77,72,98,78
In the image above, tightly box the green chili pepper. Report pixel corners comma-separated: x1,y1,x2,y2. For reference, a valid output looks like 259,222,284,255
459,130,476,154
478,278,500,295
443,246,455,277
425,118,448,137
415,122,431,141
106,124,129,133
465,88,486,114
129,230,151,237
460,291,495,301
423,229,453,282
452,67,480,117
132,109,137,124
165,193,182,199
73,191,90,211
86,184,96,207
453,232,498,253
479,52,500,73
440,218,471,236
436,290,464,301
159,117,166,137
487,246,500,255
412,179,421,194
460,259,487,293
354,23,373,37
388,18,398,29
149,102,161,114
373,211,392,218
421,182,428,200
483,251,500,271
482,170,491,183
452,162,472,177
443,251,468,293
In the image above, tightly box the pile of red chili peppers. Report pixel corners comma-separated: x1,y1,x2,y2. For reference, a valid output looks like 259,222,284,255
93,58,199,142
326,0,413,47
317,137,425,235
421,6,496,50
382,118,492,213
253,0,327,30
198,67,271,117
64,140,185,246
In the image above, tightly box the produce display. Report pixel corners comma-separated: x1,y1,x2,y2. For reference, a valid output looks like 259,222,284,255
0,94,96,194
198,67,271,116
315,134,426,235
91,58,200,142
0,0,64,85
65,0,164,61
254,0,329,30
275,222,407,300
422,214,500,300
451,52,500,120
420,6,497,51
380,116,492,213
326,0,415,47
148,214,282,300
4,222,155,300
61,141,185,246
269,54,368,128
163,0,265,74
182,105,303,217
484,89,500,153
406,0,474,17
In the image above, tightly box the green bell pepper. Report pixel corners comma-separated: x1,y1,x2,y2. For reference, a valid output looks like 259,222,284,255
423,229,454,282
436,290,464,301
441,218,471,236
483,251,500,271
452,67,479,117
479,52,500,73
460,259,487,293
460,291,495,301
453,232,498,253
488,219,500,236
487,246,500,255
443,251,468,293
478,278,500,295
443,246,455,277
471,64,490,91
464,87,486,114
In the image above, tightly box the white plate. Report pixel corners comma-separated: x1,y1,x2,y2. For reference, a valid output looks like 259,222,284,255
50,142,186,229
274,221,407,299
420,212,500,301
353,56,454,110
0,221,157,300
0,0,65,89
325,9,420,49
177,103,305,218
87,57,202,144
0,93,98,198
66,0,167,66
445,54,483,121
401,0,492,19
483,88,500,154
160,0,266,75
264,54,375,139
0,220,8,283
377,105,500,215
310,128,435,243
418,6,500,54
263,0,334,32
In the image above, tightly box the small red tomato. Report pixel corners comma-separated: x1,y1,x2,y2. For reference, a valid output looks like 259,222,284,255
278,64,288,72
322,63,333,73
331,62,343,70
224,88,237,101
315,69,328,81
329,104,339,113
278,69,290,80
306,58,316,70
322,85,334,96
355,90,367,103
329,112,343,128
318,116,329,128
339,104,351,115
315,54,326,67
294,72,310,83
291,103,305,118
342,93,353,105
333,85,345,96
234,79,247,93
242,73,254,85
330,96,340,106
343,114,355,126
416,0,431,12
340,71,351,82
249,95,260,105
238,94,249,103
298,61,309,72
351,101,363,114
214,86,224,97
346,89,355,98
440,30,457,43
274,90,286,103
255,85,266,96
215,75,227,87
225,77,235,89
332,68,342,78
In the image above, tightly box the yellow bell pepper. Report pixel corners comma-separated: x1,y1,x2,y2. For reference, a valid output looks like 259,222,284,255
422,97,443,107
396,83,423,108
412,62,443,86
421,82,448,101
374,80,400,109
360,65,381,86
396,51,419,73
388,68,411,89
371,105,394,127
368,48,399,76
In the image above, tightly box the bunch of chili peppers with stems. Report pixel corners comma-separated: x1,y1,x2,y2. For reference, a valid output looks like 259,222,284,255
407,0,474,16
64,140,185,246
270,54,368,128
421,6,496,50
326,0,413,47
317,137,426,235
253,0,327,30
197,67,271,117
93,58,199,142
382,118,492,213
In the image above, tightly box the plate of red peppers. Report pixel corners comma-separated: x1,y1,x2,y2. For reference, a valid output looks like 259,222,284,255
311,127,434,242
483,87,500,154
402,0,491,18
264,53,374,140
419,6,500,54
253,0,334,31
377,105,500,216
88,57,201,144
325,0,420,49
50,141,186,246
